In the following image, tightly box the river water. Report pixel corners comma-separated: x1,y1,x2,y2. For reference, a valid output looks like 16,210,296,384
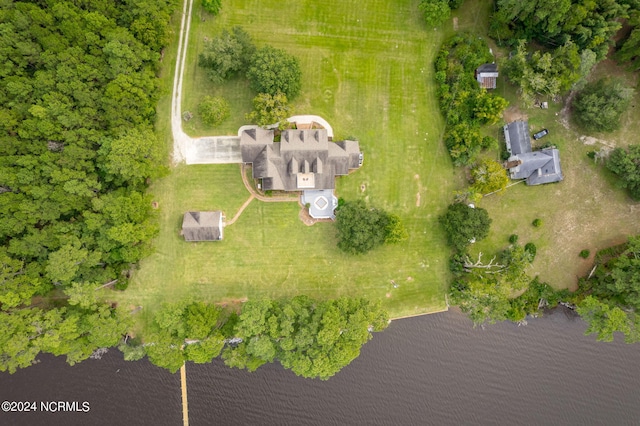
2,308,640,426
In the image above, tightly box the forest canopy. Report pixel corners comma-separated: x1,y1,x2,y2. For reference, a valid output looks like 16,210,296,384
0,0,177,372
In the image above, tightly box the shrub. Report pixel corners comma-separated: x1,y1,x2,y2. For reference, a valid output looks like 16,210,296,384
524,242,537,260
532,218,542,228
202,0,222,15
198,96,230,126
419,0,451,27
579,249,590,259
509,234,519,244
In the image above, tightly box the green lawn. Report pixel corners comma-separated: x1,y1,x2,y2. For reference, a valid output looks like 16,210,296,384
115,0,472,318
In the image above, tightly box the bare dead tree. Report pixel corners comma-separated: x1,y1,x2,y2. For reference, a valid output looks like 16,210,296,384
463,252,506,273
95,279,118,290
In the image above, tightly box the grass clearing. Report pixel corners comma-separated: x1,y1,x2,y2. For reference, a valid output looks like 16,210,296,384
116,0,467,318
469,44,640,291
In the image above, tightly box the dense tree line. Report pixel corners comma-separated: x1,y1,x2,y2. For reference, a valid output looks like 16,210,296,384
489,0,637,60
616,6,640,70
434,33,507,166
222,297,389,380
492,0,640,101
0,0,176,372
501,39,592,104
575,237,640,342
119,297,389,380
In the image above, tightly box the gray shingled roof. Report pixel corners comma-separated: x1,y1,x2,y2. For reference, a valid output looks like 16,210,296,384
525,148,563,185
504,121,564,186
240,128,362,191
477,63,498,73
182,211,223,241
509,151,553,180
504,121,531,155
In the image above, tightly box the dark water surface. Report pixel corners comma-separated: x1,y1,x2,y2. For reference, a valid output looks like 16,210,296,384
3,308,640,426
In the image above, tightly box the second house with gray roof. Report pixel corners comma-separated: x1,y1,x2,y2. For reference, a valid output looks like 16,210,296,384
503,121,563,186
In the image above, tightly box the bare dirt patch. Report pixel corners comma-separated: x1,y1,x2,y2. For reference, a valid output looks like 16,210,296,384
503,105,527,122
579,135,616,149
414,174,422,206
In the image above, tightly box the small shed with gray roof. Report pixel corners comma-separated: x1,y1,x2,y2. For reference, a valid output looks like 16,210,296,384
182,211,223,241
503,121,563,186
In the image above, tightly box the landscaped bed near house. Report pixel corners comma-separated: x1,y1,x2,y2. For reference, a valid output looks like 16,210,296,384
113,0,466,318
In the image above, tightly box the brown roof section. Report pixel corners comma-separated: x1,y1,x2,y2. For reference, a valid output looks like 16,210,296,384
182,211,223,241
240,128,362,191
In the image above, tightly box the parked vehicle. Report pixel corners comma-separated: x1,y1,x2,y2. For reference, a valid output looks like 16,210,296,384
533,129,549,140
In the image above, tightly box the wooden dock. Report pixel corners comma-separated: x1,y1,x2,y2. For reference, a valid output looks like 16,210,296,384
181,363,189,426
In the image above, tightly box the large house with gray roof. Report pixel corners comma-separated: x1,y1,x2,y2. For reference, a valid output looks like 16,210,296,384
503,121,563,186
240,127,362,218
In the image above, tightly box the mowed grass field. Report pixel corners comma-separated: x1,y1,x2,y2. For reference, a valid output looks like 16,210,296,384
115,0,468,318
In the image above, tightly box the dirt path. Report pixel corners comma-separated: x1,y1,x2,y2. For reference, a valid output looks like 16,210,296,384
171,0,242,165
225,195,255,226
171,0,194,165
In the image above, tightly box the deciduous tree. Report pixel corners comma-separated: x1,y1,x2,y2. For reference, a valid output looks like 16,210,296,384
245,92,291,127
573,78,635,132
335,200,390,254
246,46,302,98
202,0,222,15
607,145,640,200
198,27,255,82
419,0,451,26
470,159,509,195
439,203,491,252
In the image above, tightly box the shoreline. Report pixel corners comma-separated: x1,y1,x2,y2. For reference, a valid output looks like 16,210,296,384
390,306,449,322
